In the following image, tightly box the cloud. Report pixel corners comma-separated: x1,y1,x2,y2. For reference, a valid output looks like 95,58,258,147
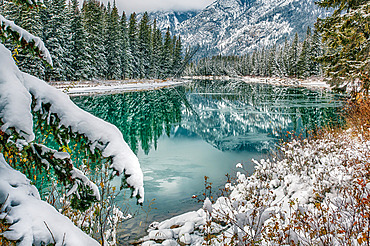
101,0,215,14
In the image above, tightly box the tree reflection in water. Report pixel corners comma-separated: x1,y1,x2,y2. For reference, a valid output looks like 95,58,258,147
73,87,185,155
73,80,345,155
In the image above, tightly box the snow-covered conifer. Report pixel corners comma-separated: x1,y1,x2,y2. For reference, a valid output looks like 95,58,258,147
0,1,144,244
105,0,121,80
120,11,133,79
128,12,140,78
138,12,152,78
316,0,369,91
151,20,162,78
172,36,183,77
161,28,173,78
82,0,107,79
68,0,90,80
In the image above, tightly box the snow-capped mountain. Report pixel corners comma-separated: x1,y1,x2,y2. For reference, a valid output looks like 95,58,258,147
138,10,199,34
147,0,332,57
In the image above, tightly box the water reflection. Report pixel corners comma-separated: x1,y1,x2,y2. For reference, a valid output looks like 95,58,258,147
73,87,184,154
180,80,344,152
72,80,344,243
73,80,343,155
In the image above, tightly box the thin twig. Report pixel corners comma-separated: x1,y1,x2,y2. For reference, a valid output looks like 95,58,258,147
43,221,56,244
62,233,66,245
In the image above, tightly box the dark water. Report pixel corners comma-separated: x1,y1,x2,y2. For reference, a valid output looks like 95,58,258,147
72,80,345,243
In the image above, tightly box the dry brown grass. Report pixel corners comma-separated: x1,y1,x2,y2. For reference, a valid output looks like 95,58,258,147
345,95,370,140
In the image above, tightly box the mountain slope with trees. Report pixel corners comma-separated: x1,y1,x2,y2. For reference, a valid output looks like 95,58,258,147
185,27,323,79
148,0,332,58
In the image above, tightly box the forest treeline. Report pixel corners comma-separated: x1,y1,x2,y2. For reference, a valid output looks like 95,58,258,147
0,0,184,81
185,28,323,79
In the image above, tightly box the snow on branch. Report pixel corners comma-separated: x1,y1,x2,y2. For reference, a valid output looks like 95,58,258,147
32,143,101,200
0,45,34,142
0,154,100,246
0,43,144,202
0,14,52,66
23,73,144,202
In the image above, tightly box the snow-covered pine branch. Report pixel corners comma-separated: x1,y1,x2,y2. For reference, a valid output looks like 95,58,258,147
0,154,100,246
0,14,52,66
0,43,144,203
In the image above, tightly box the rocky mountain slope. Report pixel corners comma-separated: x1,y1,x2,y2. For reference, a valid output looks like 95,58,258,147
145,0,332,57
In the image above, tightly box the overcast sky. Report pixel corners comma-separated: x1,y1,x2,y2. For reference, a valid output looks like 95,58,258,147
100,0,215,14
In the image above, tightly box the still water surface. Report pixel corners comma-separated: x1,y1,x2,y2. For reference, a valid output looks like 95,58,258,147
72,80,344,243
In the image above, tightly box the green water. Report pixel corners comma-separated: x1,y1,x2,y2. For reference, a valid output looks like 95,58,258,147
72,80,345,243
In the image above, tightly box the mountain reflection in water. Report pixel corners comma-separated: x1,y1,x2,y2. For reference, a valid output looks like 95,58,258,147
72,80,344,243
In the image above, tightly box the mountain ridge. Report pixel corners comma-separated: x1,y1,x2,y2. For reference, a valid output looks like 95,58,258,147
141,0,332,58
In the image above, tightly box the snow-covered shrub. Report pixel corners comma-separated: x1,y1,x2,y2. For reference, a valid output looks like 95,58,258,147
204,129,370,245
0,1,144,245
139,99,370,245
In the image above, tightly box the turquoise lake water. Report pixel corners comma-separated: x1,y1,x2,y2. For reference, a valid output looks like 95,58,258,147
72,80,345,243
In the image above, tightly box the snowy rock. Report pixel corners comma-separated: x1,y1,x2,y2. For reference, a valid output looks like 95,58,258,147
178,221,195,236
142,241,161,246
148,229,175,240
162,239,180,246
179,233,192,245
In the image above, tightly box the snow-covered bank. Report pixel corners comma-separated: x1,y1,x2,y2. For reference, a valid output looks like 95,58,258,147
138,127,370,245
183,76,330,90
241,76,330,89
55,76,329,97
52,79,189,96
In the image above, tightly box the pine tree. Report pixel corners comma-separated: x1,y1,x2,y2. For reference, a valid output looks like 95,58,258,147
288,33,299,77
41,0,69,81
161,28,173,78
310,28,322,76
128,12,140,78
316,0,370,92
281,38,290,76
297,28,312,78
138,12,152,78
1,1,45,79
172,36,183,77
82,0,107,79
69,0,89,80
120,11,132,79
150,20,162,79
105,1,121,80
267,45,277,76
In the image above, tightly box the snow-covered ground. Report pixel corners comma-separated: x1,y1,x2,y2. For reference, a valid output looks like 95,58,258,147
53,77,329,97
52,79,189,96
137,128,370,245
183,76,331,90
241,76,330,89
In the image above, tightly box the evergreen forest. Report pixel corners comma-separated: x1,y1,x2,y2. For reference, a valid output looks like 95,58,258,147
185,28,323,79
0,0,184,82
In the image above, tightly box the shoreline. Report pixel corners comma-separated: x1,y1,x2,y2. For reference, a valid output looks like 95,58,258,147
51,79,189,96
51,76,331,97
183,75,331,90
